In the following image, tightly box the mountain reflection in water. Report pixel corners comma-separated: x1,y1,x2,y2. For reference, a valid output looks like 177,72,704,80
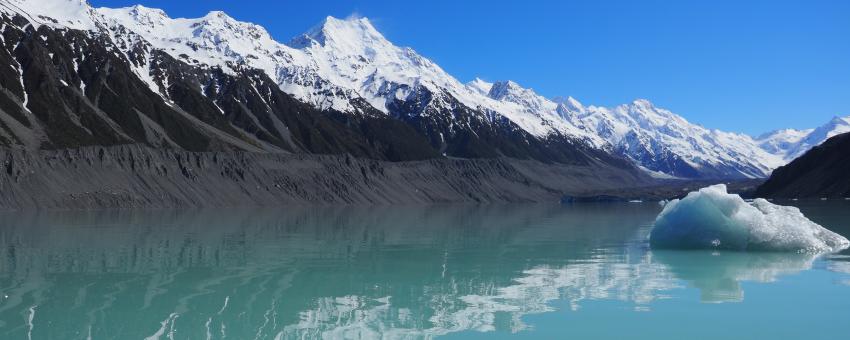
0,203,846,339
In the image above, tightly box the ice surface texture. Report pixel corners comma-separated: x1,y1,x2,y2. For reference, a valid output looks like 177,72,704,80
650,185,849,253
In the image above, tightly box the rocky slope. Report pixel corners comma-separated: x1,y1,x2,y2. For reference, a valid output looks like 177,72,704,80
0,6,439,159
0,1,657,209
755,132,850,199
0,0,631,169
0,145,649,209
0,0,845,188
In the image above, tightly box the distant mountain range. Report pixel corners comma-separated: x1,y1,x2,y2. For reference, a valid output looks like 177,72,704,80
757,116,850,162
756,132,850,198
1,0,846,179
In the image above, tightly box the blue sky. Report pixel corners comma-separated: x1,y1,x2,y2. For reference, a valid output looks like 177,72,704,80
89,0,850,135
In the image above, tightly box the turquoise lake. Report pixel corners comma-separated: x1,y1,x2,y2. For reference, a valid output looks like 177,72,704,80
0,201,848,339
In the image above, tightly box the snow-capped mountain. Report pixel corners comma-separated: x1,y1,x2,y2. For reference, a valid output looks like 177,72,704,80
0,0,628,169
756,130,850,199
0,0,440,158
568,99,787,178
757,116,850,162
756,128,813,157
2,0,605,140
475,78,848,178
470,79,785,178
97,6,602,143
0,0,843,179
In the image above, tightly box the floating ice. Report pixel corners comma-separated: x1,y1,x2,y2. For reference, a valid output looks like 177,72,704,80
650,184,849,253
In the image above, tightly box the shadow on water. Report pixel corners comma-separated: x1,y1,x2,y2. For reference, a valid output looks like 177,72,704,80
0,202,846,338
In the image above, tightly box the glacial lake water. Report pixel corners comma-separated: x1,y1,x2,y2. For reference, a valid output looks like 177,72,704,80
0,201,848,339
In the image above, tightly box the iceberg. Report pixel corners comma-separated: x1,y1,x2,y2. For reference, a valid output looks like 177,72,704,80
649,184,849,253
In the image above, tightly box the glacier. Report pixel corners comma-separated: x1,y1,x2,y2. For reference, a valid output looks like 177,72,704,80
650,184,849,253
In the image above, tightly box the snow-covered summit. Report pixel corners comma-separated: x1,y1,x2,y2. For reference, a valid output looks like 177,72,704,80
466,78,493,96
552,96,585,113
487,81,526,100
97,4,279,63
285,15,465,112
121,5,167,26
291,16,385,50
284,17,607,141
756,128,813,157
1,0,98,30
758,115,850,161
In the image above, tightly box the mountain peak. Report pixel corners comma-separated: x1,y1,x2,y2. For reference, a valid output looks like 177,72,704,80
467,78,494,96
827,115,850,126
811,115,850,138
631,98,655,108
122,4,168,24
292,15,386,49
487,80,526,100
128,4,166,16
202,10,237,22
553,96,585,112
7,0,97,30
323,15,374,27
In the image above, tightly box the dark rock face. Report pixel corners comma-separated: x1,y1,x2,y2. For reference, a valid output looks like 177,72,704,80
1,16,213,151
756,132,850,198
0,145,649,209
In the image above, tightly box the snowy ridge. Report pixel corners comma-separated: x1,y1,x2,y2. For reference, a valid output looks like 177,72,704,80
2,0,844,178
98,6,591,139
756,128,813,156
13,2,607,139
5,1,598,141
285,16,604,142
97,6,359,111
0,0,97,30
757,116,850,161
466,79,605,145
477,81,784,178
565,99,785,178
